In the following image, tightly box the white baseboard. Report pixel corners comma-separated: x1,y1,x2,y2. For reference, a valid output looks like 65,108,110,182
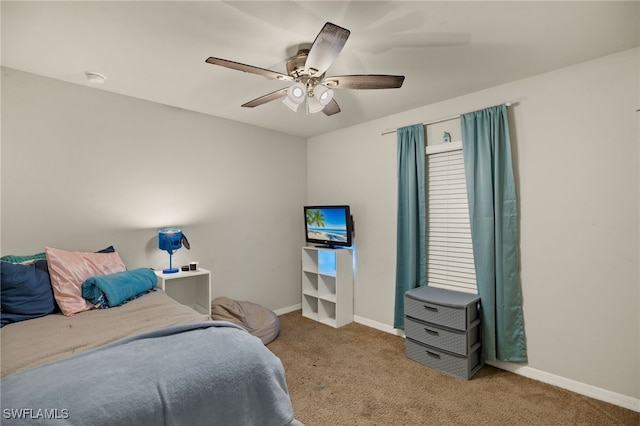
274,303,301,316
354,315,639,413
354,315,405,336
487,360,640,412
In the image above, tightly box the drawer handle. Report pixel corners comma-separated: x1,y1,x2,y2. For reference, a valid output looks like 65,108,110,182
423,305,439,313
425,350,441,359
424,328,439,336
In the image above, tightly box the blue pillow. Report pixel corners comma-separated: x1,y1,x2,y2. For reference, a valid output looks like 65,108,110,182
1,261,57,327
96,246,116,254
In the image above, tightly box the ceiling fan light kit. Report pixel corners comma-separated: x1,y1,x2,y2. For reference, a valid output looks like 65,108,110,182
283,82,307,112
315,85,334,104
205,22,405,117
307,85,334,114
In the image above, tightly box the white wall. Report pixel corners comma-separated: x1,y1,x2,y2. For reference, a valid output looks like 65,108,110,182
1,67,307,311
2,47,638,408
308,48,639,405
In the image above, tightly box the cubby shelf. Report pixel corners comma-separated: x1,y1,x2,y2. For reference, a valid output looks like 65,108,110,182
301,246,353,328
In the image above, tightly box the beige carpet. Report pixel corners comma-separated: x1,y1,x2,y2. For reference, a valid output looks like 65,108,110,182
268,311,638,426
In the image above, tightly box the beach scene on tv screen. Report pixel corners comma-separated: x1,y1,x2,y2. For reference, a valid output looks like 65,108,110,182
306,208,348,243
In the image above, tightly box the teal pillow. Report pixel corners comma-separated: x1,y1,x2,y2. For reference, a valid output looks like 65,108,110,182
0,252,46,264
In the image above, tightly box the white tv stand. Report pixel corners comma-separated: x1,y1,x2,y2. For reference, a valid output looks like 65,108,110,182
301,246,353,328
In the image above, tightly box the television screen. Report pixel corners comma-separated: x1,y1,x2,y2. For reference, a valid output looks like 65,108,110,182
304,205,353,248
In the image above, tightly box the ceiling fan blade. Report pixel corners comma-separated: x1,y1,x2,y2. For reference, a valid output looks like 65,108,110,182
304,22,350,77
206,57,293,81
324,75,405,90
322,99,341,116
241,88,289,108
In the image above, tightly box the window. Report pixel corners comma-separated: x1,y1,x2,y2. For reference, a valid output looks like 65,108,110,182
426,140,477,293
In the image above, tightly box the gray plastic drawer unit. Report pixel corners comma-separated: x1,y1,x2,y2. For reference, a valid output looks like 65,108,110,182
404,286,483,380
404,316,479,356
404,286,480,331
406,338,482,380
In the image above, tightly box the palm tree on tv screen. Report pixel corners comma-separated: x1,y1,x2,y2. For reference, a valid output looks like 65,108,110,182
307,209,326,230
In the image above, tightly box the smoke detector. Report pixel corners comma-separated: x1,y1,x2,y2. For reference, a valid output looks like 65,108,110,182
85,71,106,84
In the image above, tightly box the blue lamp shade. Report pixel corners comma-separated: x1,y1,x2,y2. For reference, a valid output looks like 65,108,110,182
159,228,183,254
159,228,185,274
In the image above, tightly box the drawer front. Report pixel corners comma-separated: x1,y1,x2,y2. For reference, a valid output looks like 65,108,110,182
404,317,478,355
406,338,482,380
405,296,468,330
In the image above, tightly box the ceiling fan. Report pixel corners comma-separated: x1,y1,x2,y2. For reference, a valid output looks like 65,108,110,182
205,22,405,116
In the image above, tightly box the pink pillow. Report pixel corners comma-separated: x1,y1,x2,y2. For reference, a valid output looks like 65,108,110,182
46,247,127,316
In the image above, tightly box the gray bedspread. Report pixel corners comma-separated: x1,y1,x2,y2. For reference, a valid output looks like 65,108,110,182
0,321,294,426
1,291,209,377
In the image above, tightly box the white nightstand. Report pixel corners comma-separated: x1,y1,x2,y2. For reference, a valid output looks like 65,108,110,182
154,268,211,317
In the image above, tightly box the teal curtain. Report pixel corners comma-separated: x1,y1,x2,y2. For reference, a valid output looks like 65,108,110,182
461,104,527,362
394,125,426,329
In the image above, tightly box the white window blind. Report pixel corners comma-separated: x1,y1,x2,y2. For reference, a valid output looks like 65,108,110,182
426,141,477,293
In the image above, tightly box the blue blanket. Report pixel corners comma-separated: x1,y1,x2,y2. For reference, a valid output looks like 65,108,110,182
82,268,157,308
0,322,294,425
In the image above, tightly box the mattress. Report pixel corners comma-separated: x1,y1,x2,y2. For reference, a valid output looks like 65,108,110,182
0,290,208,377
0,290,295,425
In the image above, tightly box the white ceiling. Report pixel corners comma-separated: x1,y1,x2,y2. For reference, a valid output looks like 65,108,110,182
2,1,638,138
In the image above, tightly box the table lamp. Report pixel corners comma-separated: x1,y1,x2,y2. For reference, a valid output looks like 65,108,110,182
158,228,190,274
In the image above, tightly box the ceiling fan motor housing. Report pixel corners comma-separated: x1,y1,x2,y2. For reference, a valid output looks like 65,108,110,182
286,49,309,78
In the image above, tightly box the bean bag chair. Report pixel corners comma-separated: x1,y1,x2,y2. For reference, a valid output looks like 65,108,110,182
210,297,280,345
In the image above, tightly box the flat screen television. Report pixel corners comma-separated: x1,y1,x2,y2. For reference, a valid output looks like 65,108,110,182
304,205,353,248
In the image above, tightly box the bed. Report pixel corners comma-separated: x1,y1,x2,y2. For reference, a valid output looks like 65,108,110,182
0,247,296,425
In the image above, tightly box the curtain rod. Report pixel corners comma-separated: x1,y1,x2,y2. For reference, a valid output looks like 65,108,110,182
380,101,515,136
